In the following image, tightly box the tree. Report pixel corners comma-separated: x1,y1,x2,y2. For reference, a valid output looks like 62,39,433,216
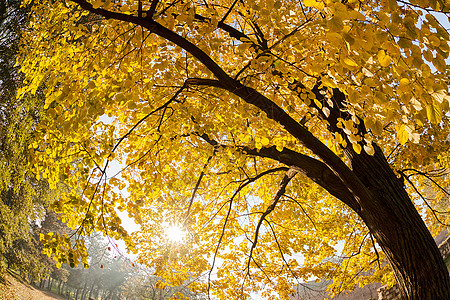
19,0,450,299
71,233,131,300
33,210,73,286
0,0,54,275
122,266,206,300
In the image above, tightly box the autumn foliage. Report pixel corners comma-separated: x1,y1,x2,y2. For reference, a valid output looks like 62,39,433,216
18,0,450,299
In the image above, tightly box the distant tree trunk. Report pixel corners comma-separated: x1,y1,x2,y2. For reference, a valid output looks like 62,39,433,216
114,290,121,300
88,284,95,299
81,281,88,299
58,280,64,295
77,287,83,300
48,277,53,291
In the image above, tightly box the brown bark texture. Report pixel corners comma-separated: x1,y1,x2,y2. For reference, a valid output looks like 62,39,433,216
348,145,450,299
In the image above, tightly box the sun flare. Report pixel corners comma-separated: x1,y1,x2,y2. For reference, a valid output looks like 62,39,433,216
163,223,185,243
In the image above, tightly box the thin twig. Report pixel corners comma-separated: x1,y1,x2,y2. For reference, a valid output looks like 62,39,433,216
245,168,298,277
220,0,239,23
369,232,381,269
110,85,185,156
206,166,288,298
183,154,214,225
402,172,449,225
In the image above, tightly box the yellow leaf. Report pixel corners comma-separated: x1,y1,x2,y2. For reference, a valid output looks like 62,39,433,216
91,0,103,9
426,101,442,124
363,144,375,156
361,67,374,77
343,57,358,67
314,99,323,109
396,124,409,145
410,132,420,144
431,90,449,104
303,0,324,9
261,137,270,146
352,143,362,154
398,78,410,92
411,97,423,111
372,120,383,135
377,50,391,67
374,91,387,104
399,78,410,87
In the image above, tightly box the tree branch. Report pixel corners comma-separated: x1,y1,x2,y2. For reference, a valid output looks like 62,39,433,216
183,154,214,225
401,172,449,225
246,168,297,276
147,0,159,18
282,195,317,230
266,220,300,283
196,132,359,212
71,0,372,212
110,85,185,156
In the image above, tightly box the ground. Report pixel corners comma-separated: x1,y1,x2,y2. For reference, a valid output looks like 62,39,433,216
0,270,67,300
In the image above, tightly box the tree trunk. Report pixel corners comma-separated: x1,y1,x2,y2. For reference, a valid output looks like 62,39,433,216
58,280,63,295
88,284,95,299
347,145,450,299
81,281,88,300
47,275,53,291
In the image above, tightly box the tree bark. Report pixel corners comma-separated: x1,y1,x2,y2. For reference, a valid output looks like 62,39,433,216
346,145,450,299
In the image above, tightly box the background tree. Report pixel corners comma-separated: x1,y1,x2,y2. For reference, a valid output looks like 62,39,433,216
78,234,130,300
122,267,206,300
0,0,54,277
33,209,73,288
19,0,450,299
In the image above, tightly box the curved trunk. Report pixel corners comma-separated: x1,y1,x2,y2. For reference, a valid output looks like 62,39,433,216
348,145,450,299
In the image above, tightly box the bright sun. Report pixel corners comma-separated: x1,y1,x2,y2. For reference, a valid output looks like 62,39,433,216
163,223,185,243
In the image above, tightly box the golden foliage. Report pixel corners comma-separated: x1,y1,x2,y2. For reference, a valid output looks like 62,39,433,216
19,0,450,298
